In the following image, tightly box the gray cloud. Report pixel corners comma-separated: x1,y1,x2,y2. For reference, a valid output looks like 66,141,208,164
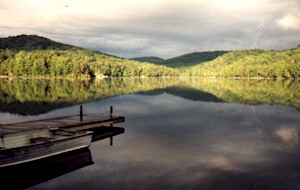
1,0,300,58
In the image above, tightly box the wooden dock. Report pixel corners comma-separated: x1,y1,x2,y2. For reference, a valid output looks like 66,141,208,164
0,114,125,138
0,107,125,174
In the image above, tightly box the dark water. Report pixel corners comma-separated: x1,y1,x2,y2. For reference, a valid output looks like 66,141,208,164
1,78,300,189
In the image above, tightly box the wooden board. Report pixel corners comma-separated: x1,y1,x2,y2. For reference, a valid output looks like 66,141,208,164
0,115,125,137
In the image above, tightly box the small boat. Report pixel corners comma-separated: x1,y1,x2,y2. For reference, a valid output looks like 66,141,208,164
0,128,93,168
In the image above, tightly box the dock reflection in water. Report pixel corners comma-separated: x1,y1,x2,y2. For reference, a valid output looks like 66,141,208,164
90,126,125,145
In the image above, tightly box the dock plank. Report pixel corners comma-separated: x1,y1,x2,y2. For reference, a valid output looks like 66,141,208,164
0,115,124,137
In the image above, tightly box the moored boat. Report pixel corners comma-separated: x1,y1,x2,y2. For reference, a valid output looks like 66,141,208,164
0,128,93,168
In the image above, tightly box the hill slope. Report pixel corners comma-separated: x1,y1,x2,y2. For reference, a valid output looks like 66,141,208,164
131,56,165,64
132,51,228,68
163,51,228,68
185,46,300,78
0,34,73,50
0,35,178,78
2,35,299,79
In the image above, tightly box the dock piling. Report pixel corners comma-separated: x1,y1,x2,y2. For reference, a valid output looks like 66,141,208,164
110,106,113,119
110,136,113,146
80,105,83,121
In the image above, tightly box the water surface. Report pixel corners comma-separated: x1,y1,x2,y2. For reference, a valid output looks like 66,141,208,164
0,78,299,189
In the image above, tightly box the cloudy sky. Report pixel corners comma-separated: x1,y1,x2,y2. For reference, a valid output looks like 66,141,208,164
1,0,300,58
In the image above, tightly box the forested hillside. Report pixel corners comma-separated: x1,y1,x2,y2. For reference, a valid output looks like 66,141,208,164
163,51,228,68
1,35,299,79
131,56,165,64
0,35,178,78
132,51,228,68
0,34,72,50
184,46,300,78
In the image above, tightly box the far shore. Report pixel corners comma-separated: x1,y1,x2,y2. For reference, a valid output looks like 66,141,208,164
0,75,299,81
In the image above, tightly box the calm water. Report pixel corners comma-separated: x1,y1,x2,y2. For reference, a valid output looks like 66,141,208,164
1,78,300,189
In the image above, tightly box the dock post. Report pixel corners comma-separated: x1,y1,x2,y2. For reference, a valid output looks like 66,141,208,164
80,105,83,121
110,106,113,119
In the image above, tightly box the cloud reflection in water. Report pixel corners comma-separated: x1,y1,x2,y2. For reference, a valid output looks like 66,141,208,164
29,93,300,190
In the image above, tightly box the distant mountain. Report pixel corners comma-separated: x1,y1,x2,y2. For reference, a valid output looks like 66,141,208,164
0,34,73,50
132,51,228,68
164,51,229,68
131,56,165,64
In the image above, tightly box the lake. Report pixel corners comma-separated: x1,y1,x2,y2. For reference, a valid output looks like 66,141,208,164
0,78,300,189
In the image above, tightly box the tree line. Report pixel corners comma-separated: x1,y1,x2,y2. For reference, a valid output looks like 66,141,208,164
1,35,300,79
0,49,179,78
183,46,300,78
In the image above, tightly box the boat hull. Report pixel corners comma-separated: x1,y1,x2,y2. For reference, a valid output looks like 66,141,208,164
0,130,93,168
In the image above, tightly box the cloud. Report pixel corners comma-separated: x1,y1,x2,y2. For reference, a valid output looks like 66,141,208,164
274,0,300,31
277,14,300,30
274,126,299,150
1,0,300,58
210,155,240,171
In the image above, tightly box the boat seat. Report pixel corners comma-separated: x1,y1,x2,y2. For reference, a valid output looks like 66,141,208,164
30,137,52,143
